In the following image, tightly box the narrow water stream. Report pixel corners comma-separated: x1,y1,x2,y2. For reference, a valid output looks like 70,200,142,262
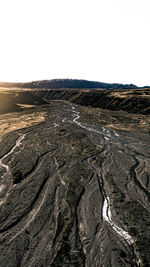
0,133,26,174
0,133,26,204
71,106,134,245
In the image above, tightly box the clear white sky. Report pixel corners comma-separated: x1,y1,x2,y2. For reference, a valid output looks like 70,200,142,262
0,0,150,86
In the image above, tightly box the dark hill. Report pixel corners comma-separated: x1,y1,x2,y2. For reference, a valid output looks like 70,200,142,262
0,79,140,90
21,79,139,90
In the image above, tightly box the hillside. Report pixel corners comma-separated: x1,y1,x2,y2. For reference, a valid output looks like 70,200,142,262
33,88,150,115
0,78,141,90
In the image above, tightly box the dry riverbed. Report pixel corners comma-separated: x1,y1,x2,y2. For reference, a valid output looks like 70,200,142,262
0,101,149,267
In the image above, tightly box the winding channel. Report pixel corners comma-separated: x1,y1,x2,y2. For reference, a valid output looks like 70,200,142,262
0,133,26,174
0,133,26,203
0,120,59,199
71,106,134,245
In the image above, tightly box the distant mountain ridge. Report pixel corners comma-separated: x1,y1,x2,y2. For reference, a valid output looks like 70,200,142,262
0,78,149,89
20,79,138,89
